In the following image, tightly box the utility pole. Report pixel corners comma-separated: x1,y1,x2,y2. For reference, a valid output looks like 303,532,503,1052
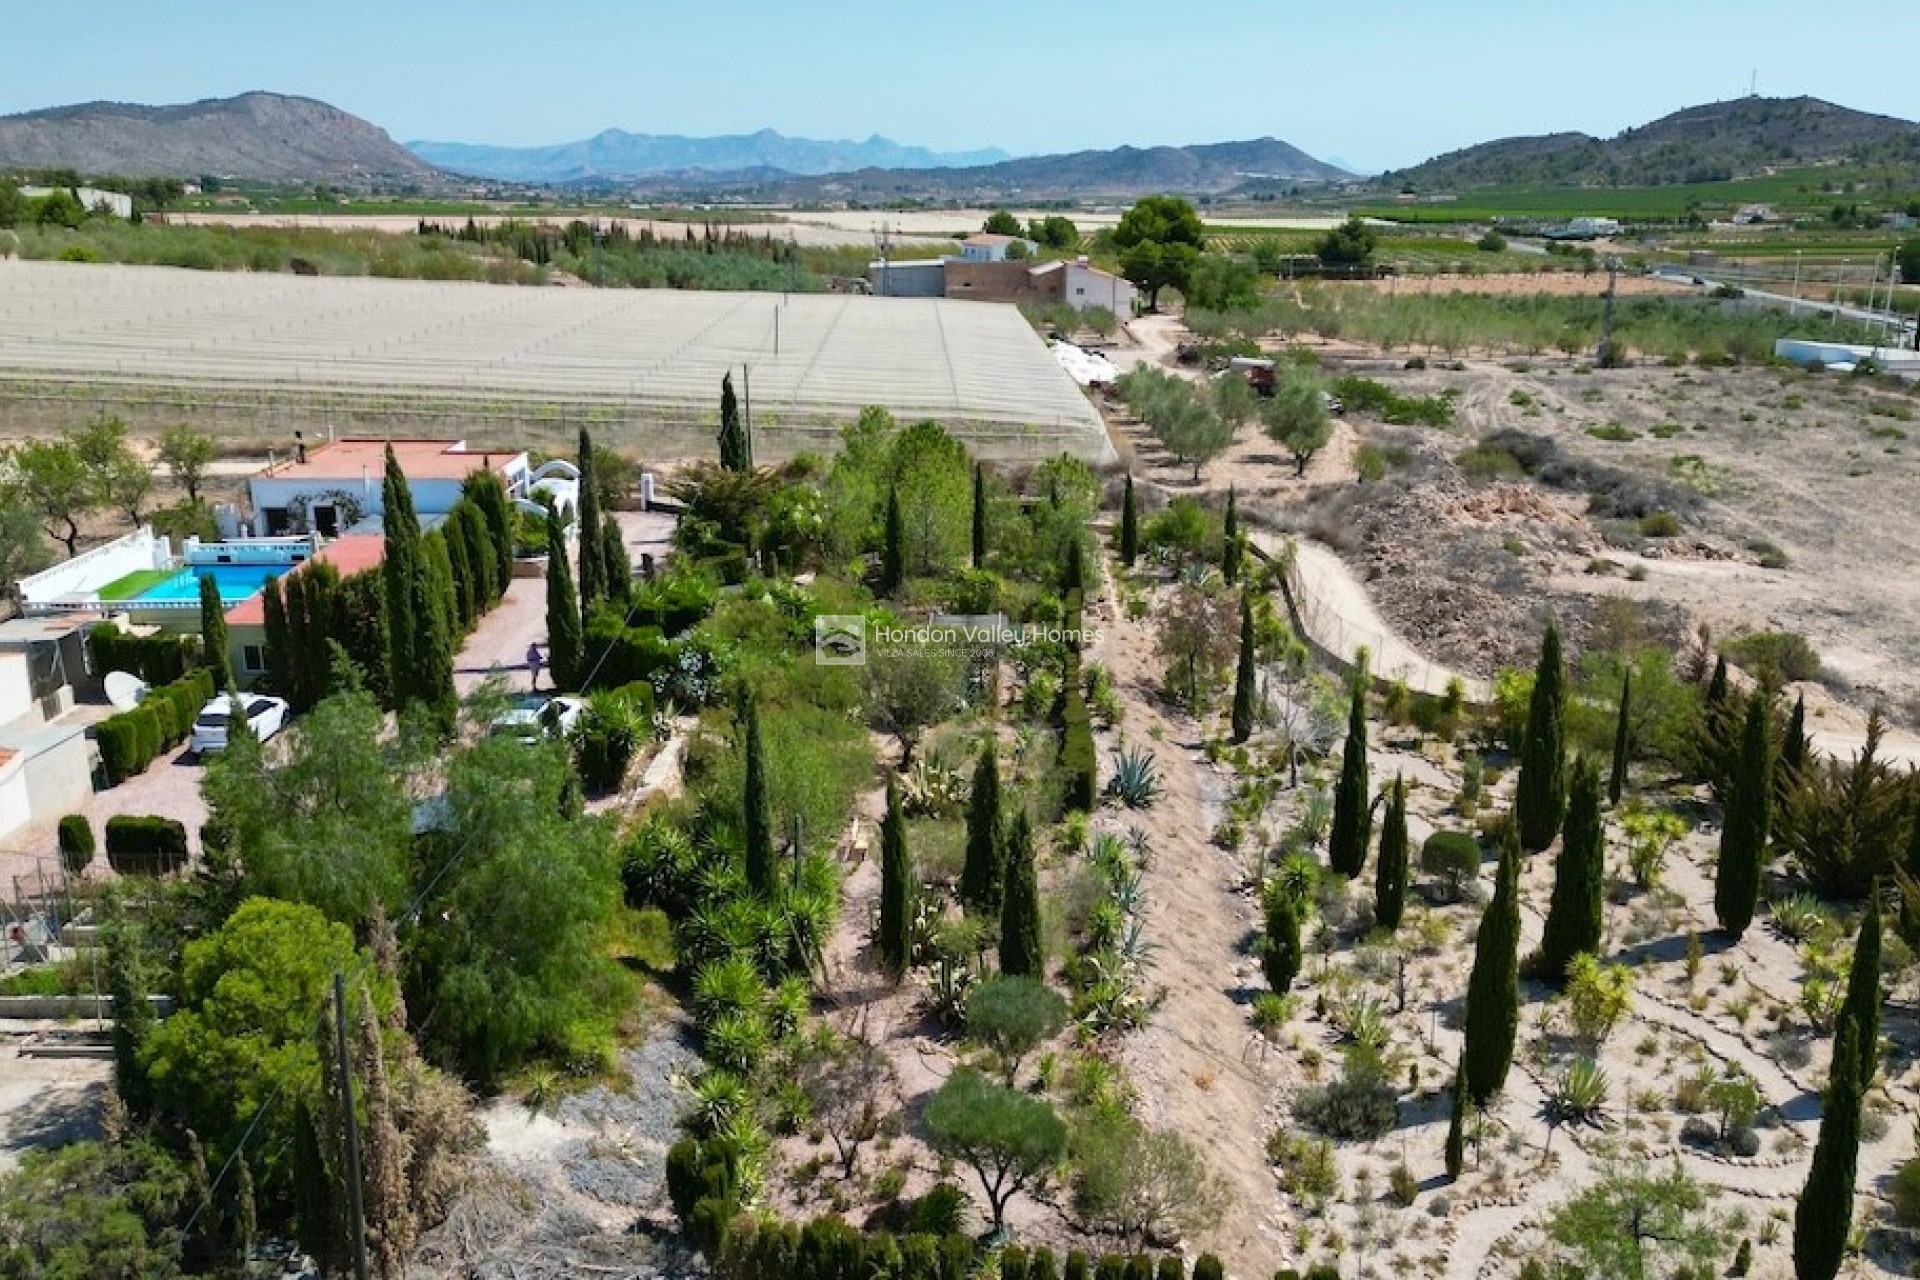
742,364,754,468
1597,257,1619,367
332,973,371,1280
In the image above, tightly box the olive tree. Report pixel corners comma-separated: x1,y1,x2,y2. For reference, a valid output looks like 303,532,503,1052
924,1069,1067,1233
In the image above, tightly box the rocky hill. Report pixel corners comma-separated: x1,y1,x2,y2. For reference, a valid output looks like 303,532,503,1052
0,92,437,181
1380,96,1920,190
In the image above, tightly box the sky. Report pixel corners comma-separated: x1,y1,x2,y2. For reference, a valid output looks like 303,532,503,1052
5,0,1917,174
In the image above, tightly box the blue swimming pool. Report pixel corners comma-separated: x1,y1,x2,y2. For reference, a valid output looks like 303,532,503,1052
135,564,290,604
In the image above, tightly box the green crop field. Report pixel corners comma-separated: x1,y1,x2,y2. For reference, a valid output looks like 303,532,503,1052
1352,167,1919,224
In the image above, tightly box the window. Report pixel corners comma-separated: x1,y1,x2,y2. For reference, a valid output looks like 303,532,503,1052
241,645,264,674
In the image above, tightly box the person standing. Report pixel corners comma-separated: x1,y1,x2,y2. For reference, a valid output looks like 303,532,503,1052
526,642,545,691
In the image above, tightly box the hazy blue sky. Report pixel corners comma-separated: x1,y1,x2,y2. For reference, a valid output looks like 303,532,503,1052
6,0,1916,173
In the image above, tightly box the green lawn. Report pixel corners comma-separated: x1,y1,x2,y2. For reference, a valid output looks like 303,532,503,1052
96,568,178,600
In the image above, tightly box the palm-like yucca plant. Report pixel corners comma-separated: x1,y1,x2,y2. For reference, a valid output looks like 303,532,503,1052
1086,899,1126,953
685,1068,750,1137
766,975,811,1041
1545,1057,1610,1126
1105,744,1161,810
1089,831,1131,879
692,954,766,1028
705,1009,772,1075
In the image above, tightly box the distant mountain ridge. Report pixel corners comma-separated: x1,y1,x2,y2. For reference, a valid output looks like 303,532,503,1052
0,92,434,181
611,136,1351,202
1382,96,1920,189
408,128,1011,182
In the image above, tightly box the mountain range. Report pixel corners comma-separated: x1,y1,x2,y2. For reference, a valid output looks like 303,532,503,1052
0,92,432,181
2,91,1915,200
1378,96,1920,190
408,128,1010,182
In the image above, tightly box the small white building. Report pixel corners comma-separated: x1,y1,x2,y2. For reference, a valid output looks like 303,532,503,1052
958,233,1036,263
1059,259,1136,316
248,438,531,536
19,185,134,219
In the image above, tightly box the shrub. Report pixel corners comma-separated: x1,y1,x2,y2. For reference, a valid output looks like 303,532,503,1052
1266,1129,1338,1204
1890,1158,1920,1228
1420,830,1481,901
1637,511,1681,537
103,815,190,877
1545,1057,1610,1125
57,814,95,877
1294,1044,1397,1140
1720,631,1820,684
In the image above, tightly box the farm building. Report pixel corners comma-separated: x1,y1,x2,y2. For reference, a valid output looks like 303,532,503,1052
0,260,1113,465
869,255,1136,316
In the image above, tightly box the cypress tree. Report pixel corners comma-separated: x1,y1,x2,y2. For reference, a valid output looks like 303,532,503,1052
280,571,312,710
1608,668,1631,806
198,571,232,693
1375,774,1410,932
1221,485,1240,585
576,427,605,612
600,514,631,600
1792,1019,1864,1280
544,511,583,691
878,774,913,981
1839,887,1882,1095
1705,652,1729,709
410,538,457,734
1777,690,1808,809
1062,533,1083,596
718,372,748,472
1118,472,1138,568
1700,652,1734,787
462,471,514,597
299,562,340,709
960,740,1006,918
1443,1059,1467,1178
1260,882,1302,993
971,462,987,569
1714,689,1772,939
1515,621,1569,852
261,576,292,700
999,810,1043,978
880,486,904,595
743,691,776,897
1230,593,1257,744
380,445,419,710
1463,824,1522,1105
444,518,476,634
1328,676,1371,878
1538,755,1605,983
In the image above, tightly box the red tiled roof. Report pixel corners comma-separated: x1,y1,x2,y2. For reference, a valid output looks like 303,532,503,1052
224,535,387,627
258,438,519,484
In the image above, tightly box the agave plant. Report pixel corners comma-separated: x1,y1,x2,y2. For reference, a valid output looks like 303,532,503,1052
1125,826,1153,865
1545,1057,1610,1126
1104,744,1161,810
1768,892,1831,943
1089,831,1131,879
1336,994,1392,1053
900,756,969,818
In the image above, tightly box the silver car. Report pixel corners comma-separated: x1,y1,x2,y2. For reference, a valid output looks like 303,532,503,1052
488,693,584,741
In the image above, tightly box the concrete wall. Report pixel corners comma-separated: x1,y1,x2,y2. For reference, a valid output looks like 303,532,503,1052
18,528,169,607
945,261,1057,307
0,654,30,726
1775,338,1920,372
0,760,29,844
868,260,946,299
22,730,96,824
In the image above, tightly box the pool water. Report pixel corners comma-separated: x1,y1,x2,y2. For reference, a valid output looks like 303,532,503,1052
135,564,290,604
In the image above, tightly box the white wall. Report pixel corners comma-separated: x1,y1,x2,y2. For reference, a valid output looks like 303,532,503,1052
0,653,30,725
18,527,169,606
1062,264,1135,315
0,762,30,844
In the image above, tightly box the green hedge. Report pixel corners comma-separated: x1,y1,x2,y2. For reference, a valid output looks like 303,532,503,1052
104,815,190,877
1060,689,1097,814
57,815,94,877
88,624,195,686
582,610,673,692
94,669,216,784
